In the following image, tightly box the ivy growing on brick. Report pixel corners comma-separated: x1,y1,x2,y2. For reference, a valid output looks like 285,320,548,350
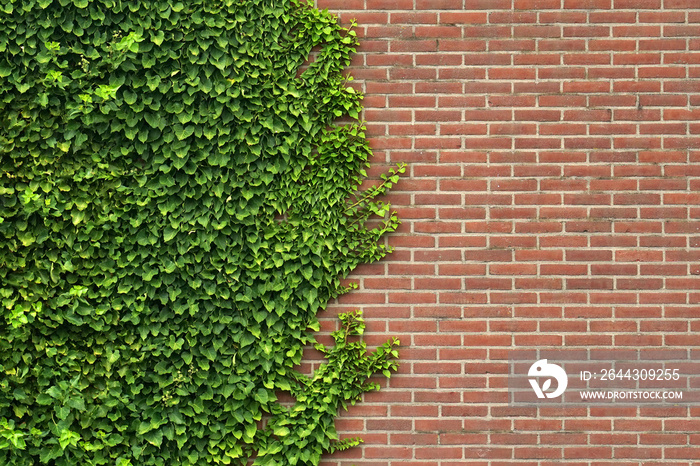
0,0,403,464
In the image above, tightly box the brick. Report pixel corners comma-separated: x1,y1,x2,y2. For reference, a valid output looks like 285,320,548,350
514,0,562,9
615,0,660,6
364,0,413,8
464,26,511,39
592,11,637,23
437,40,485,52
564,53,611,65
565,0,611,7
439,11,487,24
564,25,610,37
540,39,586,52
514,25,560,37
490,11,536,23
514,109,562,121
388,12,433,24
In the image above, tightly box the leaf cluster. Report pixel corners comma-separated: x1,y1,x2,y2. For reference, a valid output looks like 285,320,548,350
0,0,401,464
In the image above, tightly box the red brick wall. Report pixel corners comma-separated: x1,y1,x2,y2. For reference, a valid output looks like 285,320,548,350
315,0,700,464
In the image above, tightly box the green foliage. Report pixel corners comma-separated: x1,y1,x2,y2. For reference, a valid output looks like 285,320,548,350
0,0,403,464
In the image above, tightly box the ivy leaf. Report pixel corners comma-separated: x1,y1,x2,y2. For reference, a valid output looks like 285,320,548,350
152,30,165,46
46,386,62,400
144,430,163,447
0,2,400,465
59,430,79,450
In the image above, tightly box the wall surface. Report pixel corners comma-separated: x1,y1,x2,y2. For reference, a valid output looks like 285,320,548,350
314,0,700,464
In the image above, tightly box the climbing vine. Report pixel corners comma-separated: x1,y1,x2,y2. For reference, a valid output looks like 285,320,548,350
0,0,403,464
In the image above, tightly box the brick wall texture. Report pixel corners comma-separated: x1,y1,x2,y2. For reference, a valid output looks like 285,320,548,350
313,0,700,464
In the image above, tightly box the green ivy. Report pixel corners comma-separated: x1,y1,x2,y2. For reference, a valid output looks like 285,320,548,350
0,0,403,464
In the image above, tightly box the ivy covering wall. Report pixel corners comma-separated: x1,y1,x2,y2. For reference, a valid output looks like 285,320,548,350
0,0,402,464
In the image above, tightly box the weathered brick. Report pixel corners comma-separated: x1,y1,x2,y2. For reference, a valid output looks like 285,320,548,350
316,0,700,462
